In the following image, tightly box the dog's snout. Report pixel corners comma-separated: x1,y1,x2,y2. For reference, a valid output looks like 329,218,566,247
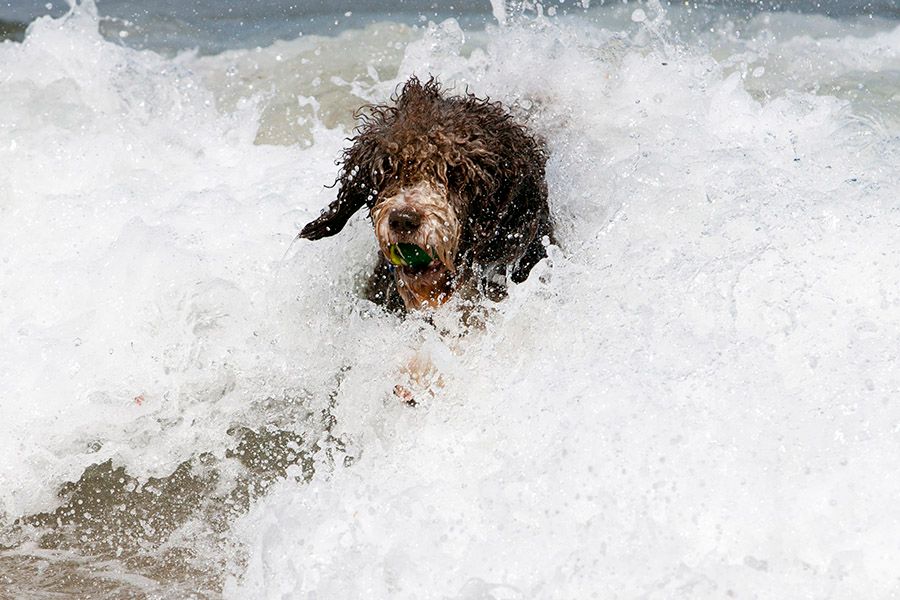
388,209,422,234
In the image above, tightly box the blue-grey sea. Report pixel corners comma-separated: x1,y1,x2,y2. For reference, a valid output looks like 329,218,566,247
2,0,898,52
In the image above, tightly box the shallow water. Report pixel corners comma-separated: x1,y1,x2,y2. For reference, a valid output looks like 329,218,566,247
1,0,899,597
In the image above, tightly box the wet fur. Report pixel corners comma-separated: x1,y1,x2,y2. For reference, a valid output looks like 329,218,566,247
299,76,554,312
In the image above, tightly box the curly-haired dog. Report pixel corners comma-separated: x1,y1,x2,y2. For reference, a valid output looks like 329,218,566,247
300,77,554,312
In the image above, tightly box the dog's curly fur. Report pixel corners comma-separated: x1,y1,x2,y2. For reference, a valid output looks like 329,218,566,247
300,76,554,312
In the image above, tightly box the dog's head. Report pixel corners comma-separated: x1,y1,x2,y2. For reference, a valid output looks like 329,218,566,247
300,78,485,310
304,176,464,310
299,77,546,311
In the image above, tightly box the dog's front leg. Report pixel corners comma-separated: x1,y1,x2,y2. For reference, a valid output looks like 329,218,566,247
393,351,444,406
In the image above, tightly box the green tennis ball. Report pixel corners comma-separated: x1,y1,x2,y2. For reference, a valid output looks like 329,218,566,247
388,243,433,268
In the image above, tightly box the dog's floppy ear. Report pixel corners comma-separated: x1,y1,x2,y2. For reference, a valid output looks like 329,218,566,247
300,128,382,241
298,190,365,240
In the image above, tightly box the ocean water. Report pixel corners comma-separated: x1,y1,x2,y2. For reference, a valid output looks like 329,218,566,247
1,0,899,597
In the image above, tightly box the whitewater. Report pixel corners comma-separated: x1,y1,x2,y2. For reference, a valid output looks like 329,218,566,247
1,0,899,597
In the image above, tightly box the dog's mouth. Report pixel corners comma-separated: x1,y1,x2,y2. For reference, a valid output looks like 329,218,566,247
387,243,434,270
381,236,456,274
372,190,461,309
381,241,456,309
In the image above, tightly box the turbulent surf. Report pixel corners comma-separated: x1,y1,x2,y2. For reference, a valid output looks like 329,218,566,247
0,0,898,597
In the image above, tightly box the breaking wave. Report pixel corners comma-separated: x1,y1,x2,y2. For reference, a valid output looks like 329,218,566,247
0,1,898,597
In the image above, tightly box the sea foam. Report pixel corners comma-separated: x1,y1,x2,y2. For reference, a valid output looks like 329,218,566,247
1,1,899,597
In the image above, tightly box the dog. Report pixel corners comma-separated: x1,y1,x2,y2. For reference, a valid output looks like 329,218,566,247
299,76,554,313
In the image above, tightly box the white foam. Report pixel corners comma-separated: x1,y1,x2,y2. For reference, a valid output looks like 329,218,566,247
0,2,350,515
226,11,900,600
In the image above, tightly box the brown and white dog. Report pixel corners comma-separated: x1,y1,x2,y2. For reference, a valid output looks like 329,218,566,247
299,76,554,313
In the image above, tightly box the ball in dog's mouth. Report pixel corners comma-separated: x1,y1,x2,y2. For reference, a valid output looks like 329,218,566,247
387,243,434,269
385,243,455,308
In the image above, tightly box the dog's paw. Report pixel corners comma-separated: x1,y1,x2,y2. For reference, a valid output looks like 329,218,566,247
393,352,445,407
393,384,417,406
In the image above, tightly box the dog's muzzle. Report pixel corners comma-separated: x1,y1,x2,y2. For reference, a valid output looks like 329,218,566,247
372,182,461,309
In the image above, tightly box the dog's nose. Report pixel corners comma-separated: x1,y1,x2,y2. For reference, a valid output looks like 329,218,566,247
388,209,422,234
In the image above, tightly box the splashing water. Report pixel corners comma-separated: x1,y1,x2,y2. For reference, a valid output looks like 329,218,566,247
490,0,508,24
1,0,899,597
